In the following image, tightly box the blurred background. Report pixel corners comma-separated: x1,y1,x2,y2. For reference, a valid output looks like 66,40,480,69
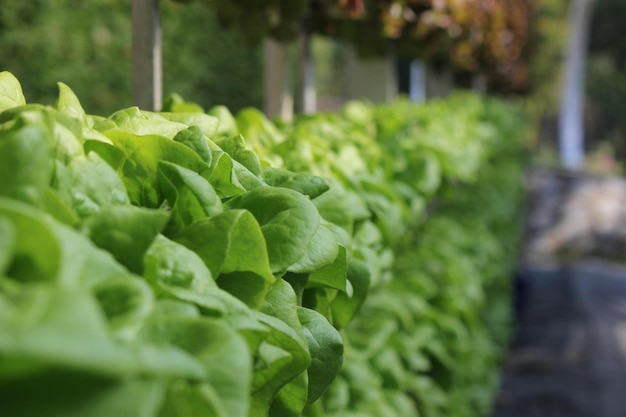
0,0,624,170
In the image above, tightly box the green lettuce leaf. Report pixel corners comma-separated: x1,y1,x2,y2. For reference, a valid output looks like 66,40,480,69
262,167,330,199
250,279,311,416
102,130,209,207
0,71,26,112
225,187,326,274
141,315,251,417
206,150,247,198
144,234,216,296
297,307,343,404
1,372,167,417
175,209,275,309
56,152,130,219
103,107,188,139
0,198,61,282
157,161,222,234
0,110,53,207
208,105,238,137
160,112,218,138
0,218,14,273
330,259,371,329
93,275,154,340
0,284,204,380
173,126,213,165
215,134,262,175
83,206,170,274
55,82,88,125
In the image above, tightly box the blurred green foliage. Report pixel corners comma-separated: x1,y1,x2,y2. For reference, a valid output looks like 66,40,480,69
526,0,568,114
0,0,262,115
161,1,263,112
0,0,132,113
587,0,626,159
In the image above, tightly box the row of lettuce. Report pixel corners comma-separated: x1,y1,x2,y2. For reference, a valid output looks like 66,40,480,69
0,71,525,417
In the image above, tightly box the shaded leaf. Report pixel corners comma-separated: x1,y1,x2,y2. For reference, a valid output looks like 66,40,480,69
225,187,322,274
83,206,170,274
157,161,222,234
297,307,343,404
175,210,274,309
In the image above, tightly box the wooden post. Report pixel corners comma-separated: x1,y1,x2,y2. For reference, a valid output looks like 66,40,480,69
264,38,293,120
132,0,162,111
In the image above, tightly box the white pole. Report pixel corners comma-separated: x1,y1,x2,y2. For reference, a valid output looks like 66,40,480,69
409,60,426,102
558,0,596,170
132,0,162,111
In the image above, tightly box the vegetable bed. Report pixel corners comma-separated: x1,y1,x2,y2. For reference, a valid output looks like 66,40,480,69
0,71,526,417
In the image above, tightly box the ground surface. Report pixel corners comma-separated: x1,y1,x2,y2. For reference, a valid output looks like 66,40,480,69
491,168,626,416
492,261,626,417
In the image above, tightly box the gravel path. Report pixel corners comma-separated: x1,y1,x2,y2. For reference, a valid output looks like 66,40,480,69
491,260,626,417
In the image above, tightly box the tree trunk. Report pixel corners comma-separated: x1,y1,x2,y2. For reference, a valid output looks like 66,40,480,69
559,0,596,170
132,0,162,111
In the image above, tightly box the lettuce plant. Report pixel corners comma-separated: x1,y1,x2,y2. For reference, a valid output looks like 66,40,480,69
0,71,525,417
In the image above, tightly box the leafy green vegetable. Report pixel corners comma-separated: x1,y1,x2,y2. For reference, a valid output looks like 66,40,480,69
141,315,252,417
173,126,213,164
160,112,219,138
0,72,525,417
262,167,330,199
216,135,262,175
0,71,26,112
101,130,209,207
175,209,275,309
57,152,130,219
144,234,216,296
56,81,88,125
1,373,167,417
0,198,61,282
252,280,312,417
297,307,343,404
208,104,239,138
0,218,14,272
157,161,222,234
225,187,335,274
83,206,170,274
0,110,53,207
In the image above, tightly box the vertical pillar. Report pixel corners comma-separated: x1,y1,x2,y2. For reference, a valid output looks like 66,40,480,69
300,28,317,114
132,0,162,111
409,60,426,103
559,0,596,170
264,39,293,120
345,45,398,103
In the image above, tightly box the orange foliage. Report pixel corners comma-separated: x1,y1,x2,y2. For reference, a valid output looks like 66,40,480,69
378,0,532,90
